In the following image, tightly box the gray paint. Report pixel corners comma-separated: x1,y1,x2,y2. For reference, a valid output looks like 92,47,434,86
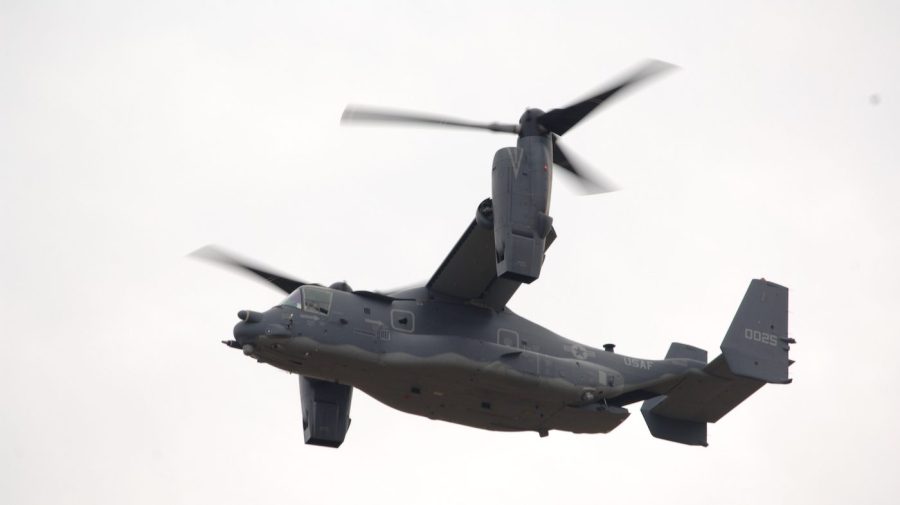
491,135,554,283
206,61,793,448
299,376,352,448
220,225,792,447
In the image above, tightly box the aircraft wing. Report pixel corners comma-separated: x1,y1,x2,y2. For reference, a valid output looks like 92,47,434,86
426,220,556,311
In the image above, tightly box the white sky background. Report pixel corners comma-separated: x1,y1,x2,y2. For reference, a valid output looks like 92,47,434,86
2,1,899,503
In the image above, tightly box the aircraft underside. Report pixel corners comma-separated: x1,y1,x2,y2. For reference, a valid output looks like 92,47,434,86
253,335,630,435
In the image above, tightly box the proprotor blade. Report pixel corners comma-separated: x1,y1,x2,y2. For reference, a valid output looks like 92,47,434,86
552,138,618,194
538,59,676,136
190,245,305,294
341,105,519,134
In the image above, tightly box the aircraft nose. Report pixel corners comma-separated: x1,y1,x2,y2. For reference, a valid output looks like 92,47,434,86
232,309,292,347
233,320,262,346
233,309,266,345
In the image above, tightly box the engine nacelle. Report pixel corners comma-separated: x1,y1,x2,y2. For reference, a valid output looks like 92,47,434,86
491,136,553,283
299,376,353,448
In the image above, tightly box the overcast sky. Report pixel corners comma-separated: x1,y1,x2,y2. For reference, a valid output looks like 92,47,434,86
3,1,899,504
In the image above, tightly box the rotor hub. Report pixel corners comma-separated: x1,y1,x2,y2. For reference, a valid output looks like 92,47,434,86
518,108,547,137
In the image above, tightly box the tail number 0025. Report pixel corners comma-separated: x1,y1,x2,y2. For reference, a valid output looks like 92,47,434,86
744,328,777,346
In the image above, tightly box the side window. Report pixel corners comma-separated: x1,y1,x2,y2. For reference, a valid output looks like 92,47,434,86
301,286,333,315
497,329,519,348
391,309,414,333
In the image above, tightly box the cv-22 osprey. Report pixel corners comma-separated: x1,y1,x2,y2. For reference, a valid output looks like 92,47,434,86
195,61,794,448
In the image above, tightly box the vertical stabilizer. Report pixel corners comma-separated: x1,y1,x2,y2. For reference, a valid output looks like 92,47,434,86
641,396,708,446
665,342,707,362
720,279,792,384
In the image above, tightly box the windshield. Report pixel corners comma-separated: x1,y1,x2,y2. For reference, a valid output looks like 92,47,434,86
281,288,303,309
280,286,332,315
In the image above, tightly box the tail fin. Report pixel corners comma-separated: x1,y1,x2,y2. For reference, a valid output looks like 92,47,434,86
641,279,793,446
641,343,709,446
720,278,792,384
664,342,707,362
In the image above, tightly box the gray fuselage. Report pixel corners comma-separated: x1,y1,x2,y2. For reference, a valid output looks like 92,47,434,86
234,285,705,435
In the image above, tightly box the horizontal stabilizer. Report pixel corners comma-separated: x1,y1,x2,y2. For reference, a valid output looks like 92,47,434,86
646,356,765,424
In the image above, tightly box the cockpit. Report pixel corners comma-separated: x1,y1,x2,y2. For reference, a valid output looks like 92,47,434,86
281,285,333,315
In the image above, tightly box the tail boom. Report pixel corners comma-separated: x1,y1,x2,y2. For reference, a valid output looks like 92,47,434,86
641,279,793,446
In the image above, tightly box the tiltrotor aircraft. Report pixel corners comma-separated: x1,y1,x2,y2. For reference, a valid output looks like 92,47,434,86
195,60,794,448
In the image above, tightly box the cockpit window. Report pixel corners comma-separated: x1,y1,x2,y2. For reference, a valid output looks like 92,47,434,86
300,286,332,315
281,288,303,309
